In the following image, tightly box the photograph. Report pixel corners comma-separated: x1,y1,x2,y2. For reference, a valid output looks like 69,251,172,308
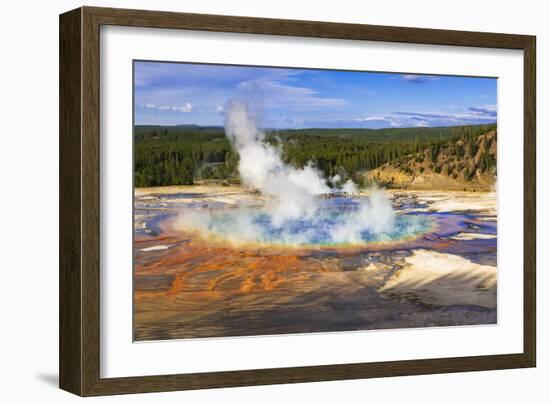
132,61,498,341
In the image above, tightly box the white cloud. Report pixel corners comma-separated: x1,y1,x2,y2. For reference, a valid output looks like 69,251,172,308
142,102,193,113
171,102,193,113
304,104,497,129
237,75,346,110
400,74,439,84
413,120,430,127
468,104,496,117
353,116,402,127
394,109,496,122
353,116,385,121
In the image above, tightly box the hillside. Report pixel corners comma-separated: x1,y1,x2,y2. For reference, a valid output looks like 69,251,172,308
366,130,497,191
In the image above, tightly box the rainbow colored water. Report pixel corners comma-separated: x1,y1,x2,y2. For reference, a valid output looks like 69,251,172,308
179,197,436,247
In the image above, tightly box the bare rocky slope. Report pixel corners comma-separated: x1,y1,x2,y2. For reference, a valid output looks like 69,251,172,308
366,130,497,191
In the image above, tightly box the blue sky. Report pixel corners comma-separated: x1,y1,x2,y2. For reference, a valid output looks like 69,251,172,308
134,61,497,129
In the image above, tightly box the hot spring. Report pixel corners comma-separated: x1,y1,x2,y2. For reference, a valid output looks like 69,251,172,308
160,100,437,247
175,197,436,247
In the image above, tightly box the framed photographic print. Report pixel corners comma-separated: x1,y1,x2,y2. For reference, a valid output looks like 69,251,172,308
59,6,536,396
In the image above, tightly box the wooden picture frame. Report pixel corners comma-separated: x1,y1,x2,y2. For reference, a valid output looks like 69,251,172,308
59,6,536,396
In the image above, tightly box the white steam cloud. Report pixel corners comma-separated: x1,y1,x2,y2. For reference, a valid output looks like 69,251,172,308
174,99,396,245
224,100,330,225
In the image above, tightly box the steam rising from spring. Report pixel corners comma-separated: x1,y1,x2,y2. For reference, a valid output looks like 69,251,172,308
225,100,331,225
174,99,405,246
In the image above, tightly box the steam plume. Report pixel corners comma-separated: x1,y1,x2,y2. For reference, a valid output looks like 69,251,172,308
225,100,330,225
174,99,396,245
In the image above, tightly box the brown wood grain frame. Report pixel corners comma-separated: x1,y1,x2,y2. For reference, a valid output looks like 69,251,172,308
59,6,536,396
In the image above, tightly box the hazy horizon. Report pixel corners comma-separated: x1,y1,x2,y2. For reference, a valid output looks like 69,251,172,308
133,122,496,130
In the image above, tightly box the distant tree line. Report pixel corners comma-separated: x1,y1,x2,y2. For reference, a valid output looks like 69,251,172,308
134,123,496,187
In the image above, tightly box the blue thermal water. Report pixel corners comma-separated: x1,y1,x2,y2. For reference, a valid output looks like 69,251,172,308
200,198,435,246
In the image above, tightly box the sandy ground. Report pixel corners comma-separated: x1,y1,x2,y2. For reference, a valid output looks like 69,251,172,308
135,185,265,206
379,249,496,308
387,189,497,215
136,185,497,214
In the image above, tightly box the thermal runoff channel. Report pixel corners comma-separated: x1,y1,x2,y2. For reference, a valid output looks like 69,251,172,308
174,100,434,246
